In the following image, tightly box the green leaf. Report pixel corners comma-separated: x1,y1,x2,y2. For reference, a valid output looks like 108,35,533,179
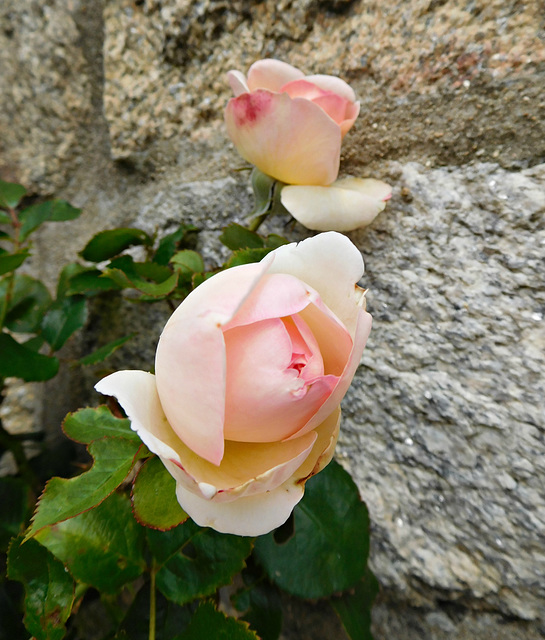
104,256,179,297
7,536,74,640
232,567,282,640
131,456,188,530
77,333,135,366
80,228,152,262
0,211,10,224
148,521,253,605
41,296,87,351
35,492,146,593
27,437,146,538
153,224,198,266
0,273,52,333
55,262,89,298
170,250,204,277
0,333,59,381
47,200,81,222
225,247,271,268
117,582,192,640
331,568,379,640
0,250,30,276
65,268,122,296
219,223,264,251
250,168,276,217
0,477,31,551
254,460,370,599
62,405,140,444
18,200,82,242
264,234,288,249
177,601,258,640
0,180,26,209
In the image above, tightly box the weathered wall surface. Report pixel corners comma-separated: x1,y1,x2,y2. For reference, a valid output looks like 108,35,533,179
1,1,544,639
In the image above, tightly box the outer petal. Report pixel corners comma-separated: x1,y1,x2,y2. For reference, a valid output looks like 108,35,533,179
95,370,318,502
265,232,366,337
175,478,305,536
95,370,184,462
337,177,392,201
154,262,269,465
174,407,341,536
280,179,390,233
225,90,341,186
227,69,249,96
246,58,305,92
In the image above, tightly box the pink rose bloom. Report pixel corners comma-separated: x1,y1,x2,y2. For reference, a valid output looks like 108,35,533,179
225,59,391,232
95,232,372,536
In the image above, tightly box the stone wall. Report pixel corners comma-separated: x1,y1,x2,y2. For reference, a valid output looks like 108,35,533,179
1,1,544,638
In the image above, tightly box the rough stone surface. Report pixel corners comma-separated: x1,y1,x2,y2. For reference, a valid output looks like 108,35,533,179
1,1,544,639
340,161,545,628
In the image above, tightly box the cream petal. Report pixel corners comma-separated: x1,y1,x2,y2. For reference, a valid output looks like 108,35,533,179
265,232,365,338
169,431,316,503
227,69,249,96
175,477,305,536
247,58,305,92
335,177,392,201
291,407,341,480
225,90,341,186
94,370,183,461
280,182,388,233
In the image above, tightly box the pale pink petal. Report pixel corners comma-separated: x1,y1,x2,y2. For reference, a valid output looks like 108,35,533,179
169,260,269,324
280,181,388,233
280,78,329,101
340,101,360,136
153,262,272,466
246,59,305,92
297,303,352,377
266,232,366,337
287,308,371,439
222,272,317,331
175,477,305,536
155,316,227,466
303,74,357,102
227,70,249,96
223,317,337,442
225,90,341,186
312,93,352,126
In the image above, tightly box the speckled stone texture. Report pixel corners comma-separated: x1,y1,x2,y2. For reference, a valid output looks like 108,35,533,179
1,1,544,639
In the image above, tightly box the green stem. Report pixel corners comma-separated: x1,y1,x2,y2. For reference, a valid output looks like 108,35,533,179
247,210,270,233
149,563,157,640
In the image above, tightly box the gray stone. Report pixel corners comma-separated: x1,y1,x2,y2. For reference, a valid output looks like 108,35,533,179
340,161,545,626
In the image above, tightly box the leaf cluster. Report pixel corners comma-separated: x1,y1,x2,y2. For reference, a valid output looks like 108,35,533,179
2,179,377,640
